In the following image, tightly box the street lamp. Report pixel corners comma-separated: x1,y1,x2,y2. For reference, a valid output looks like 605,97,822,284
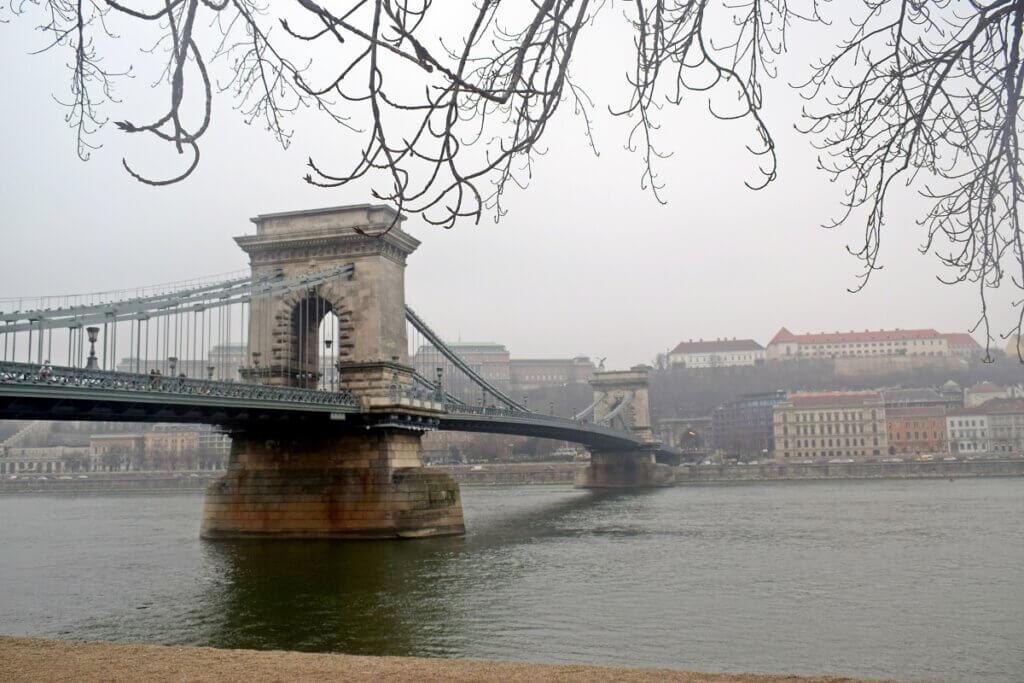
167,356,178,376
207,365,215,380
324,339,333,391
251,351,261,384
85,327,100,370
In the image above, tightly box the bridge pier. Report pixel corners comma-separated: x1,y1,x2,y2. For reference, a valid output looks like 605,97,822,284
575,450,676,488
200,427,465,539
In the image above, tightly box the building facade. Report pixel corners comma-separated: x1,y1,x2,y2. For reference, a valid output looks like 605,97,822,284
772,391,887,462
964,382,1008,408
0,446,91,475
946,409,991,455
940,333,983,359
882,387,961,410
668,338,765,368
766,328,954,360
657,416,712,453
208,342,247,381
981,399,1024,454
412,342,511,398
509,357,595,391
885,406,947,456
712,391,786,460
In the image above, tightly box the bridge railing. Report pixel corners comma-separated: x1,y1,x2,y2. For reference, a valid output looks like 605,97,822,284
441,402,641,439
0,361,361,408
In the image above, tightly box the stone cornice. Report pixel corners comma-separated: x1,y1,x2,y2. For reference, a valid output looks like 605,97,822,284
249,203,402,226
235,229,420,266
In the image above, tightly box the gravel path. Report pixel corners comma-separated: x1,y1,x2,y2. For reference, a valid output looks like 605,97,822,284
0,636,891,682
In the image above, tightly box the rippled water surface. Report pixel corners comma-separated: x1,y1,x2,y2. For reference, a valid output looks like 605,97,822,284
1,480,1022,680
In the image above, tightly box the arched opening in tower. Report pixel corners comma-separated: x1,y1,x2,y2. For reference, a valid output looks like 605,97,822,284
289,293,348,390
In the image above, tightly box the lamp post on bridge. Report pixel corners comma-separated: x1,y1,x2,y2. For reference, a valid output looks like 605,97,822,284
251,351,261,384
324,339,333,391
168,356,178,377
85,327,100,370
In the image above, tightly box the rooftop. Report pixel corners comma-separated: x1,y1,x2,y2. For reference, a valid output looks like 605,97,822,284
769,327,941,345
886,406,947,418
787,391,882,408
980,398,1024,414
670,338,764,354
881,388,952,404
940,333,981,348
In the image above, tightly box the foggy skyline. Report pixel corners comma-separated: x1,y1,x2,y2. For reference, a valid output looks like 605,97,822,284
0,9,1011,370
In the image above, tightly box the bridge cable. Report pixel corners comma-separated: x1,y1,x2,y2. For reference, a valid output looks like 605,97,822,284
404,306,526,412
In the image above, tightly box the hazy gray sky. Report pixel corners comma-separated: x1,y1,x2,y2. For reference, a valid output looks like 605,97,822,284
0,5,1011,369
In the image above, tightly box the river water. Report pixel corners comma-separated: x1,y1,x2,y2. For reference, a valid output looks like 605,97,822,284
0,479,1022,681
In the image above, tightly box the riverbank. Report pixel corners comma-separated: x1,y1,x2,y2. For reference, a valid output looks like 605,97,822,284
675,458,1024,484
0,637,885,682
439,460,1024,485
0,459,1022,493
0,471,219,493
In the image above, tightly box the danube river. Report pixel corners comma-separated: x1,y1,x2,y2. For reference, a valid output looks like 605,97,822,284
1,480,1022,681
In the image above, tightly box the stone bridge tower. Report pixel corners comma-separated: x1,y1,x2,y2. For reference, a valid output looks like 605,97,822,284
201,205,464,540
577,365,675,488
235,204,417,396
590,367,657,443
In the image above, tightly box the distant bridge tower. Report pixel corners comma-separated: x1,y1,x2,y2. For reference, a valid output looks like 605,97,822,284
590,367,658,443
202,205,464,540
577,366,675,487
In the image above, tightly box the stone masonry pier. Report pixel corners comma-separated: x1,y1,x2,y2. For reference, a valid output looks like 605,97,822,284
203,204,465,539
201,428,464,539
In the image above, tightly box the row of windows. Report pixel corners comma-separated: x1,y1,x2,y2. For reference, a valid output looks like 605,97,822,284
783,437,879,448
784,349,944,357
893,420,942,429
789,423,876,435
782,410,876,423
889,431,943,441
781,450,882,458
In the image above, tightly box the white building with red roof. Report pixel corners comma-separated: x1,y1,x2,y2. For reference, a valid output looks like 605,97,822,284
668,338,765,368
964,381,1007,408
939,333,983,359
765,327,959,361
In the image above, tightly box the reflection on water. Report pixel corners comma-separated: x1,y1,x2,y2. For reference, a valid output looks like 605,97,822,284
1,481,1022,681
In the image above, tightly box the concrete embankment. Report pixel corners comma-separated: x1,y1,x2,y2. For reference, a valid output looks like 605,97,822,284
436,462,584,485
1,459,1022,493
0,472,218,494
0,636,886,682
436,460,1024,486
676,458,1024,483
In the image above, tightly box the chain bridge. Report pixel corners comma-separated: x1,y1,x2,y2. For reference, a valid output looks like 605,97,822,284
0,205,677,539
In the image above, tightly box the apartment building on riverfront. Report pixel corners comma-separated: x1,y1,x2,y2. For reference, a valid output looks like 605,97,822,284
772,392,888,462
765,389,1024,462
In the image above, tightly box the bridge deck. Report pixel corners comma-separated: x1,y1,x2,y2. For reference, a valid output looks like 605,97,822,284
0,362,648,450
